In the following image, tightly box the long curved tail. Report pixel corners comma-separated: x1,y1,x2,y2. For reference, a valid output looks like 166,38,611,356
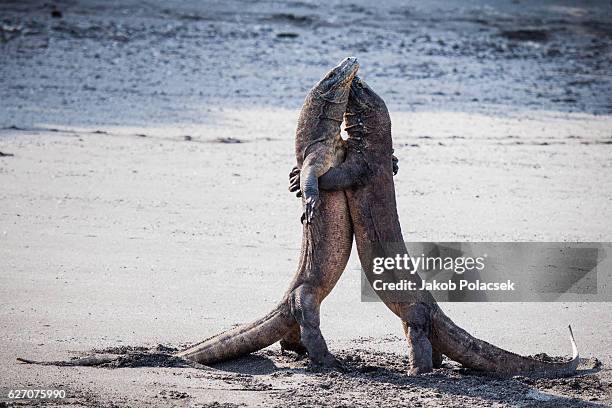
431,307,579,377
176,302,296,364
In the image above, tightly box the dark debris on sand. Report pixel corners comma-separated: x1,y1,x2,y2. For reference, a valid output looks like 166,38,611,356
261,348,610,407
14,343,610,406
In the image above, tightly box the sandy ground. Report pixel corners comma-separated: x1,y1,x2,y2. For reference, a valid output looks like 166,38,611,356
1,0,612,406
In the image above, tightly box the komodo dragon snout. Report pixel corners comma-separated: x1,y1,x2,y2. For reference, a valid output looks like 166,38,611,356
314,56,359,99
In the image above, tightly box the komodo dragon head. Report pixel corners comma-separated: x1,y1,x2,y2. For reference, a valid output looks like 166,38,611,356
311,56,360,111
345,76,391,134
295,57,359,166
344,76,393,162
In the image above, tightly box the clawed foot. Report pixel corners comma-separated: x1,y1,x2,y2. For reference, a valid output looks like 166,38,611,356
304,194,320,224
289,166,319,224
392,154,399,175
288,166,301,197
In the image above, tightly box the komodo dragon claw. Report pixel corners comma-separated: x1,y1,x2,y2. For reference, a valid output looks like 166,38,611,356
289,166,302,197
304,195,320,224
392,154,399,175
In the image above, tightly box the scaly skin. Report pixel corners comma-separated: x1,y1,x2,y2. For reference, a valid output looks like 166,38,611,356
177,57,360,368
290,76,579,377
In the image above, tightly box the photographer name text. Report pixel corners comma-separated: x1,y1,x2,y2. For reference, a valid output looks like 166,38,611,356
372,279,516,292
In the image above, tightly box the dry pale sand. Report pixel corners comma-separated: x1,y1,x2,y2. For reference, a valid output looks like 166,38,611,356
1,0,611,406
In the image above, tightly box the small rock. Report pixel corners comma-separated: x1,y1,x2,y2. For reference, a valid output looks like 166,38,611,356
277,32,299,39
214,137,242,144
526,389,553,401
500,29,548,42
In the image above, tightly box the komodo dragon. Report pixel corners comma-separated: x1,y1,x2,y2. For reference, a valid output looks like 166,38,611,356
289,76,579,377
17,57,361,370
177,57,360,368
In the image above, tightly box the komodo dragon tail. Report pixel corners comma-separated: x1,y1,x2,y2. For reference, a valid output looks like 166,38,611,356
176,302,296,364
17,304,295,368
431,307,579,377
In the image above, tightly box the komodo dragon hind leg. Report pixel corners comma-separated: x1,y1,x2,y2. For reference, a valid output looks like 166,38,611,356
401,303,434,375
289,283,342,370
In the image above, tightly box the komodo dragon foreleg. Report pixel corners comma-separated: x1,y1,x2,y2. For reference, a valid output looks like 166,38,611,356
289,152,398,196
